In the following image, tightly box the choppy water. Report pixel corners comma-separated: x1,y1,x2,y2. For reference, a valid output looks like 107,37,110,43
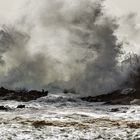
0,93,140,140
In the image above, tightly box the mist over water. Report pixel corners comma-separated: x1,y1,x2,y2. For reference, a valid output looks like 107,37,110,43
0,0,138,95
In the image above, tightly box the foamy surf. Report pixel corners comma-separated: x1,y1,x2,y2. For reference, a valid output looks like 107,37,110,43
0,94,139,139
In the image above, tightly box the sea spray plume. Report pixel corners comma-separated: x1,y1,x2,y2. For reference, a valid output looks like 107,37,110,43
0,26,59,89
0,26,15,65
122,54,140,89
0,26,30,78
0,0,104,89
112,13,140,89
0,0,126,94
66,9,123,95
116,13,140,54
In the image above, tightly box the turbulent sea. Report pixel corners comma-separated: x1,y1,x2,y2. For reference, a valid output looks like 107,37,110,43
0,93,140,140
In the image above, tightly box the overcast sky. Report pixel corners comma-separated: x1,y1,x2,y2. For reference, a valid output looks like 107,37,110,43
0,0,140,16
105,0,140,17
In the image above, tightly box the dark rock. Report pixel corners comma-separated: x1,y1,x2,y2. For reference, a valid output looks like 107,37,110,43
131,110,136,113
106,97,132,105
0,87,49,102
110,108,119,112
81,96,97,102
17,105,26,109
63,89,69,94
80,88,140,105
122,110,127,113
63,88,76,94
0,106,10,111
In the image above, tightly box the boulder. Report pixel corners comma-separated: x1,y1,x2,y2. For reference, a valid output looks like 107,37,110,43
0,106,10,111
110,108,119,112
17,105,26,108
0,87,49,102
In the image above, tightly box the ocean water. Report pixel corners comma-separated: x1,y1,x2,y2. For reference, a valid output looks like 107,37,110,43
0,93,140,140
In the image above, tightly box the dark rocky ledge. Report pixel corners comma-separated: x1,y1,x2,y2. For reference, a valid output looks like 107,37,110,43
0,87,48,102
81,88,140,105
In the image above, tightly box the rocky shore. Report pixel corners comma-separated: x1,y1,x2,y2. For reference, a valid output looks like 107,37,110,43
0,87,48,102
81,88,140,105
0,86,140,105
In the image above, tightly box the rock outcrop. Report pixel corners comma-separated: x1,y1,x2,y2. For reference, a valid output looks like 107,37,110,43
81,88,140,105
0,87,48,102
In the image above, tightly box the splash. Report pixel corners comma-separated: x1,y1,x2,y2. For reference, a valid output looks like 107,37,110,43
0,0,135,95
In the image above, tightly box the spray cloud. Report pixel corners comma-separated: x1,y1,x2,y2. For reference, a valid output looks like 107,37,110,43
0,0,133,95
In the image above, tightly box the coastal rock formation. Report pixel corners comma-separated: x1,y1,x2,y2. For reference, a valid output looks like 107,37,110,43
81,88,140,105
0,87,48,102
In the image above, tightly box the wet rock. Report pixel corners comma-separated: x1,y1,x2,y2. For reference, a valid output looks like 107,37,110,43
17,105,26,109
0,87,49,102
110,108,119,112
0,106,10,111
131,110,136,113
80,88,140,105
109,107,128,113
